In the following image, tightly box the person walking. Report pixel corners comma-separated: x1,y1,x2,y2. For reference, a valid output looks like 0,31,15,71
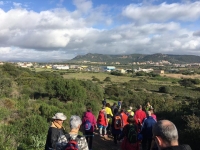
140,111,157,150
127,106,134,116
111,111,122,145
45,112,67,150
120,116,139,150
105,103,113,135
57,115,89,150
82,106,97,150
152,120,192,150
97,106,108,137
134,104,146,130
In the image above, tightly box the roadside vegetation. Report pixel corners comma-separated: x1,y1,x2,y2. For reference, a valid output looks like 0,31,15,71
0,63,199,150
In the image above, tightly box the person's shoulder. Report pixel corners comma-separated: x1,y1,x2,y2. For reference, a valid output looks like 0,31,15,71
162,145,192,150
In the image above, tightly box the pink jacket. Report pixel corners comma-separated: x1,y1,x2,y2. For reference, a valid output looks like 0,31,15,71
82,111,97,132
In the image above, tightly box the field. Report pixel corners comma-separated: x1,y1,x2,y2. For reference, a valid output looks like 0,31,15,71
161,73,200,79
63,72,136,83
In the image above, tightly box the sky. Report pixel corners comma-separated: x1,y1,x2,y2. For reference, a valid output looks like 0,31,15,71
0,0,200,62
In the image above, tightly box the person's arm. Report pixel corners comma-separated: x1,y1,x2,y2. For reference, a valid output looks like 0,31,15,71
50,128,60,149
109,108,113,116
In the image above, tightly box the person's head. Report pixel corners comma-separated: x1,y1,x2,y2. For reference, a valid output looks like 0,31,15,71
52,112,67,125
152,120,179,150
147,102,150,106
113,103,117,106
70,115,82,130
106,103,110,107
137,104,142,110
129,106,133,110
149,107,154,113
120,108,125,113
87,106,92,112
127,115,135,124
146,111,151,117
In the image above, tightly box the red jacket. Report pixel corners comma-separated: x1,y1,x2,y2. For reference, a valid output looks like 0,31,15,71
134,109,146,124
121,112,128,127
97,110,108,126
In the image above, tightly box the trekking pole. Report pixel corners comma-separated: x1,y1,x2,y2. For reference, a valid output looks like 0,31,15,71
83,135,95,137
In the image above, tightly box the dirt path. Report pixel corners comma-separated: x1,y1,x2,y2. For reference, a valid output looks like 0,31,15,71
92,130,121,150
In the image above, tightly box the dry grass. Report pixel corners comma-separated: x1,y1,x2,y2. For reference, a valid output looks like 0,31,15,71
63,72,136,83
161,73,200,79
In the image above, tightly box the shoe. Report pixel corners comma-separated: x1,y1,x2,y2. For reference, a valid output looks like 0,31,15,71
104,134,109,139
100,134,104,137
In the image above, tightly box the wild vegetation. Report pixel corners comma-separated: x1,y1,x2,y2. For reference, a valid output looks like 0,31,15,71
0,63,199,150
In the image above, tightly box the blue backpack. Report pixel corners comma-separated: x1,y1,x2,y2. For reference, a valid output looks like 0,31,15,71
84,120,92,130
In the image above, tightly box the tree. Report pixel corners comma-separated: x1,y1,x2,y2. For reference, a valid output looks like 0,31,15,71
179,79,194,88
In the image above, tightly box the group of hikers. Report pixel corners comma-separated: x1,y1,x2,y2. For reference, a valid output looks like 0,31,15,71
45,101,192,150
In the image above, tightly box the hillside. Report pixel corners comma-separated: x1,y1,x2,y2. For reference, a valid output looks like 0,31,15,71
68,53,200,64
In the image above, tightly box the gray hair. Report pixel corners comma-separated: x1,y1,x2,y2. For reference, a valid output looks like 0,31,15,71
152,120,178,145
70,115,82,129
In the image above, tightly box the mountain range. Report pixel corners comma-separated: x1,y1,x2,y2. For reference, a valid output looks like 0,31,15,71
68,53,200,64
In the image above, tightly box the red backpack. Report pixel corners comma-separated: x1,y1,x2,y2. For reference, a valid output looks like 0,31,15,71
64,134,81,150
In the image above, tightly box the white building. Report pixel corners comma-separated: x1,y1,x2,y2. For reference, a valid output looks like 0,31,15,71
52,65,69,70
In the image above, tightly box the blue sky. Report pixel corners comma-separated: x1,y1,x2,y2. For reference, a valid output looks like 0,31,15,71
0,0,200,61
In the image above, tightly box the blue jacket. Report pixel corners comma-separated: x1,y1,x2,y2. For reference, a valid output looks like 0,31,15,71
141,116,156,139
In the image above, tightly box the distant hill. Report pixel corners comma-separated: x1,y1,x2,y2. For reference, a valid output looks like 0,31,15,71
68,53,200,64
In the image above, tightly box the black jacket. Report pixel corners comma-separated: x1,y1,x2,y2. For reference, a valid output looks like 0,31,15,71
45,126,65,150
162,144,192,150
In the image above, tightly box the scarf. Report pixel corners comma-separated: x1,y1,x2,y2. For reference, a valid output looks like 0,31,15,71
51,121,65,130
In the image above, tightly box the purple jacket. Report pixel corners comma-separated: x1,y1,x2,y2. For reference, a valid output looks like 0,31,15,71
82,111,97,132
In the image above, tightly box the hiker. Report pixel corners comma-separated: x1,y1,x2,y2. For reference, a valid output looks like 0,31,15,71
105,103,113,134
152,120,192,150
127,106,134,116
140,111,157,150
120,108,129,127
97,106,108,137
45,112,67,150
134,104,146,130
111,103,118,115
111,111,122,145
146,102,153,111
149,107,157,121
120,116,139,150
57,115,88,150
82,106,97,150
102,98,106,107
118,100,122,110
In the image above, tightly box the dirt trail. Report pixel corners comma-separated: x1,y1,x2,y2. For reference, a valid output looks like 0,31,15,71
92,130,121,150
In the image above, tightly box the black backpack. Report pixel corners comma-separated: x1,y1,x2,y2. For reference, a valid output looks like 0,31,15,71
127,125,137,144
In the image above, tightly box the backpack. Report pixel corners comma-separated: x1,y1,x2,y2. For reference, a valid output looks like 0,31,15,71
64,134,81,150
114,115,123,129
97,111,105,122
127,125,138,144
84,120,92,130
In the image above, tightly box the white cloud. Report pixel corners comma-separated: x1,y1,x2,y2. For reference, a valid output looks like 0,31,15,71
0,1,200,61
73,0,92,14
122,2,200,24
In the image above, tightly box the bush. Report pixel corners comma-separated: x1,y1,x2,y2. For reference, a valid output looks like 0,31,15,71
104,77,111,82
159,86,171,93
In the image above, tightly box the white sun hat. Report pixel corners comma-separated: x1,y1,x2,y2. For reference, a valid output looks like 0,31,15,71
52,113,67,120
